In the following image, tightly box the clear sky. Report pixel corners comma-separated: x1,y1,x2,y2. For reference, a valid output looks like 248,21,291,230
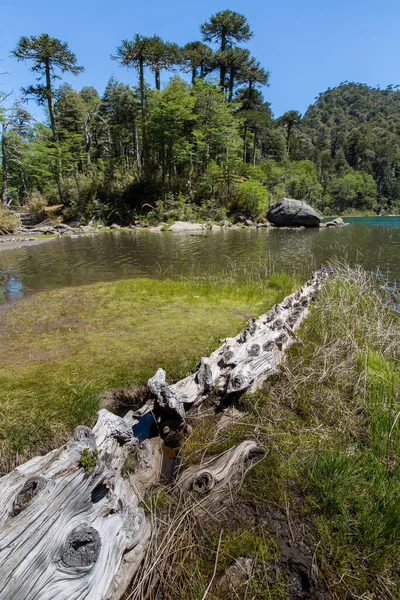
1,0,400,120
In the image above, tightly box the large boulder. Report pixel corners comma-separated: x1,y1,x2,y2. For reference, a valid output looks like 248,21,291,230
267,198,321,227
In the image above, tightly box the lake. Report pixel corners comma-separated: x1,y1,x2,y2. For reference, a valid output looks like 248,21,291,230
1,217,400,304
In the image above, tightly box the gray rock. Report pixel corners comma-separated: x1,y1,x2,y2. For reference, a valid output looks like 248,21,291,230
325,217,345,227
267,198,321,227
169,221,203,232
217,557,254,592
110,224,121,230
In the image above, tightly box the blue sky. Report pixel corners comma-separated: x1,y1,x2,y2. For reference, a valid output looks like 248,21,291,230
1,0,400,120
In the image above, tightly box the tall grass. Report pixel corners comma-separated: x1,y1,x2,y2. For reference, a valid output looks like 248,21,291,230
0,206,19,235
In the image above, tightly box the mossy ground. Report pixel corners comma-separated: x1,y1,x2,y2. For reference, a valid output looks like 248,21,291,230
0,273,296,473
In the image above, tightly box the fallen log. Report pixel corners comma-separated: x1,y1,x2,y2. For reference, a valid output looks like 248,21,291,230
0,268,331,600
147,267,331,420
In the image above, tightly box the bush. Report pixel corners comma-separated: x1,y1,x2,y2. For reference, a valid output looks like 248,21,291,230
23,191,48,213
234,180,268,217
0,206,19,235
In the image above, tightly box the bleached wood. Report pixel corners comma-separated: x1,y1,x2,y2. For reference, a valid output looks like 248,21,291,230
177,440,265,514
149,268,331,416
0,410,161,600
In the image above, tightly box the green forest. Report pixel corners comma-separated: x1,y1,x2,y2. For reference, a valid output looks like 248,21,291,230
1,9,400,225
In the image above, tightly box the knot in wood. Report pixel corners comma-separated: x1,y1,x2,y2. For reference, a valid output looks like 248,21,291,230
231,373,246,390
245,446,265,464
275,332,288,351
263,340,275,352
247,343,261,357
196,360,213,393
222,350,235,366
247,318,257,335
12,476,46,516
288,313,299,326
264,311,275,323
271,319,284,331
62,524,101,567
192,471,215,495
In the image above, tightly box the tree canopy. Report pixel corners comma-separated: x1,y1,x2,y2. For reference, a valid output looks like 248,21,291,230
2,16,400,222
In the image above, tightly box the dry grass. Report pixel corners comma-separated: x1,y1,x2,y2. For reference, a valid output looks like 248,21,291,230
0,206,19,235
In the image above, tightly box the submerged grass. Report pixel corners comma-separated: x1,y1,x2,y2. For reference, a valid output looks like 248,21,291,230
0,272,296,473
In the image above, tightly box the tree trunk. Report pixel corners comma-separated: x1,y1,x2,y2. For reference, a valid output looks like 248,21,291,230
228,69,235,102
287,122,292,155
191,66,197,84
1,123,8,207
219,34,227,89
155,69,161,91
243,121,248,163
45,59,63,202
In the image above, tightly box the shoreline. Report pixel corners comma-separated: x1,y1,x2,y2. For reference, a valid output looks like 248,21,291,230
0,235,56,253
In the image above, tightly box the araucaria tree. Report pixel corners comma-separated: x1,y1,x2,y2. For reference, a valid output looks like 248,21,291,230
200,10,253,89
278,110,302,155
12,34,84,199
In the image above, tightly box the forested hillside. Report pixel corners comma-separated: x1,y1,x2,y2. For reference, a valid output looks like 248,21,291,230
1,11,400,224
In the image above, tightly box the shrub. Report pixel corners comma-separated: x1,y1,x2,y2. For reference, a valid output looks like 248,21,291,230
234,179,268,217
23,191,48,213
0,206,19,235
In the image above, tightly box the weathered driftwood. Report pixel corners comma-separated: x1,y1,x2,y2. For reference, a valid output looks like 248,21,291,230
0,268,330,600
177,440,265,514
147,267,331,420
0,410,162,600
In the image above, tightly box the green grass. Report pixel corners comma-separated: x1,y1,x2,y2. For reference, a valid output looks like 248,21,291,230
140,266,400,600
0,274,296,473
237,267,400,599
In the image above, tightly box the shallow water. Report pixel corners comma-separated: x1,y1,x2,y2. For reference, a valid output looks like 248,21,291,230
1,218,400,304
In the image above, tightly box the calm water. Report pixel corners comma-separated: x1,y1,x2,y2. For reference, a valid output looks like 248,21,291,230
1,217,400,304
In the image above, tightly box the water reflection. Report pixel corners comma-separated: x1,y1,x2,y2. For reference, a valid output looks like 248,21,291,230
0,223,400,304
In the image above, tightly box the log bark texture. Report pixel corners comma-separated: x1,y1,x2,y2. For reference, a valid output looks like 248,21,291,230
0,268,331,600
147,268,331,419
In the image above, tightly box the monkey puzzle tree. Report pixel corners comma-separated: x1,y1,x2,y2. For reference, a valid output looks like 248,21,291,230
181,41,214,83
12,34,83,143
12,34,83,200
278,110,302,155
112,34,153,119
200,10,253,88
215,47,250,101
147,36,180,90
